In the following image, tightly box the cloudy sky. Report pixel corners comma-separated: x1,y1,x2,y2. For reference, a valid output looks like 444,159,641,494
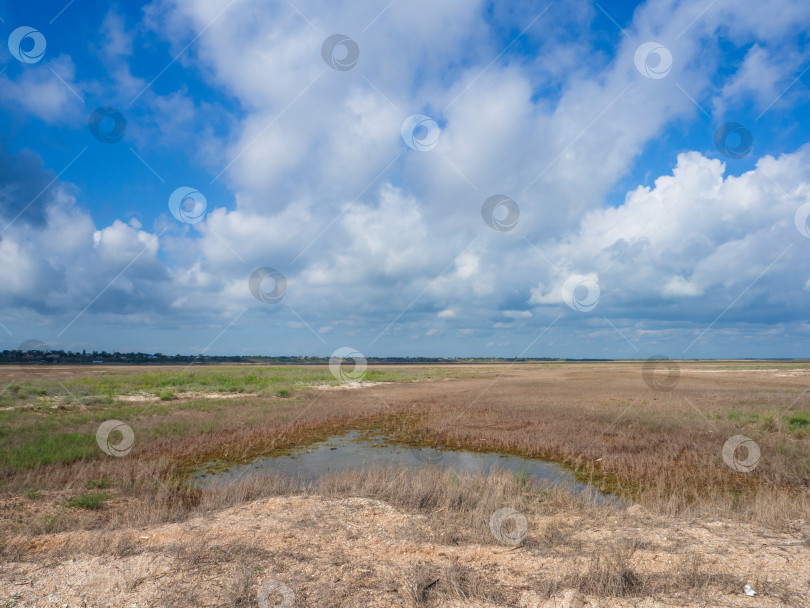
1,0,809,358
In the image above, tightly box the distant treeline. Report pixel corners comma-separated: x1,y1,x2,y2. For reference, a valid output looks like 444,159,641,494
0,349,580,365
4,350,800,365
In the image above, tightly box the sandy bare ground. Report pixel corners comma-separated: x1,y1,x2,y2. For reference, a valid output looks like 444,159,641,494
3,494,809,607
113,391,261,402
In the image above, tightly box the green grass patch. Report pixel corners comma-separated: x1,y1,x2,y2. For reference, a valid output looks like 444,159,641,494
727,411,761,425
788,412,810,431
66,491,109,510
0,431,95,470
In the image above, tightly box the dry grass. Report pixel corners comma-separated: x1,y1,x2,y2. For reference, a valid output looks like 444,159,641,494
2,361,810,544
3,461,808,606
404,561,501,606
534,544,748,601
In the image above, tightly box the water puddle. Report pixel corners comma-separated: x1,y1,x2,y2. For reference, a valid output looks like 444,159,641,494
192,430,616,501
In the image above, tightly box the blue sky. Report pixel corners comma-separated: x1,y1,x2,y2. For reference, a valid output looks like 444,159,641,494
0,0,809,358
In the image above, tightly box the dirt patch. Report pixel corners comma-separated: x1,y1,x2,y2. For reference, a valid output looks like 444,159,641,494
3,494,808,607
114,391,259,402
312,382,387,391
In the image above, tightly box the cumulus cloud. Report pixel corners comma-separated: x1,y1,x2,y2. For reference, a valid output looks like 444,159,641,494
0,56,85,124
0,147,173,326
1,0,809,355
527,148,810,325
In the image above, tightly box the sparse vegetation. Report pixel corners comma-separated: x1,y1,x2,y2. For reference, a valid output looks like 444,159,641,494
788,412,810,431
2,362,810,606
86,478,112,489
65,491,109,510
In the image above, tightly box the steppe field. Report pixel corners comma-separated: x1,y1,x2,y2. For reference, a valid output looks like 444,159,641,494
2,361,810,607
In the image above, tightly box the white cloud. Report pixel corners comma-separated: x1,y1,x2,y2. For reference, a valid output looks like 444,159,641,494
0,56,84,124
526,148,810,320
3,0,810,355
662,276,703,297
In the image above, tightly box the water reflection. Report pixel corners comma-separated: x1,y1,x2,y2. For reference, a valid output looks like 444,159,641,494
191,430,614,502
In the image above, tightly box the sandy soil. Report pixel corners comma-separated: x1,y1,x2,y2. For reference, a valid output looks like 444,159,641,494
312,381,387,391
3,495,809,607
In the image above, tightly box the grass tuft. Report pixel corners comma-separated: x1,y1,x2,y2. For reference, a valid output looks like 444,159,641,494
66,491,109,510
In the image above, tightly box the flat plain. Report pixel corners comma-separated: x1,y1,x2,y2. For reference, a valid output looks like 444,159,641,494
1,361,810,607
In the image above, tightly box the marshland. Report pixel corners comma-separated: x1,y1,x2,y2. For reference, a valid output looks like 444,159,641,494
1,361,809,607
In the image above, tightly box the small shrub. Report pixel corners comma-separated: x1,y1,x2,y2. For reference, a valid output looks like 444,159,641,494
275,389,291,398
572,541,642,596
158,390,175,401
43,514,59,533
24,488,42,499
759,415,776,431
788,412,810,431
66,492,109,510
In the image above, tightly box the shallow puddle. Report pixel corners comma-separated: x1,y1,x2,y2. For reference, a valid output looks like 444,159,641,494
191,430,615,502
